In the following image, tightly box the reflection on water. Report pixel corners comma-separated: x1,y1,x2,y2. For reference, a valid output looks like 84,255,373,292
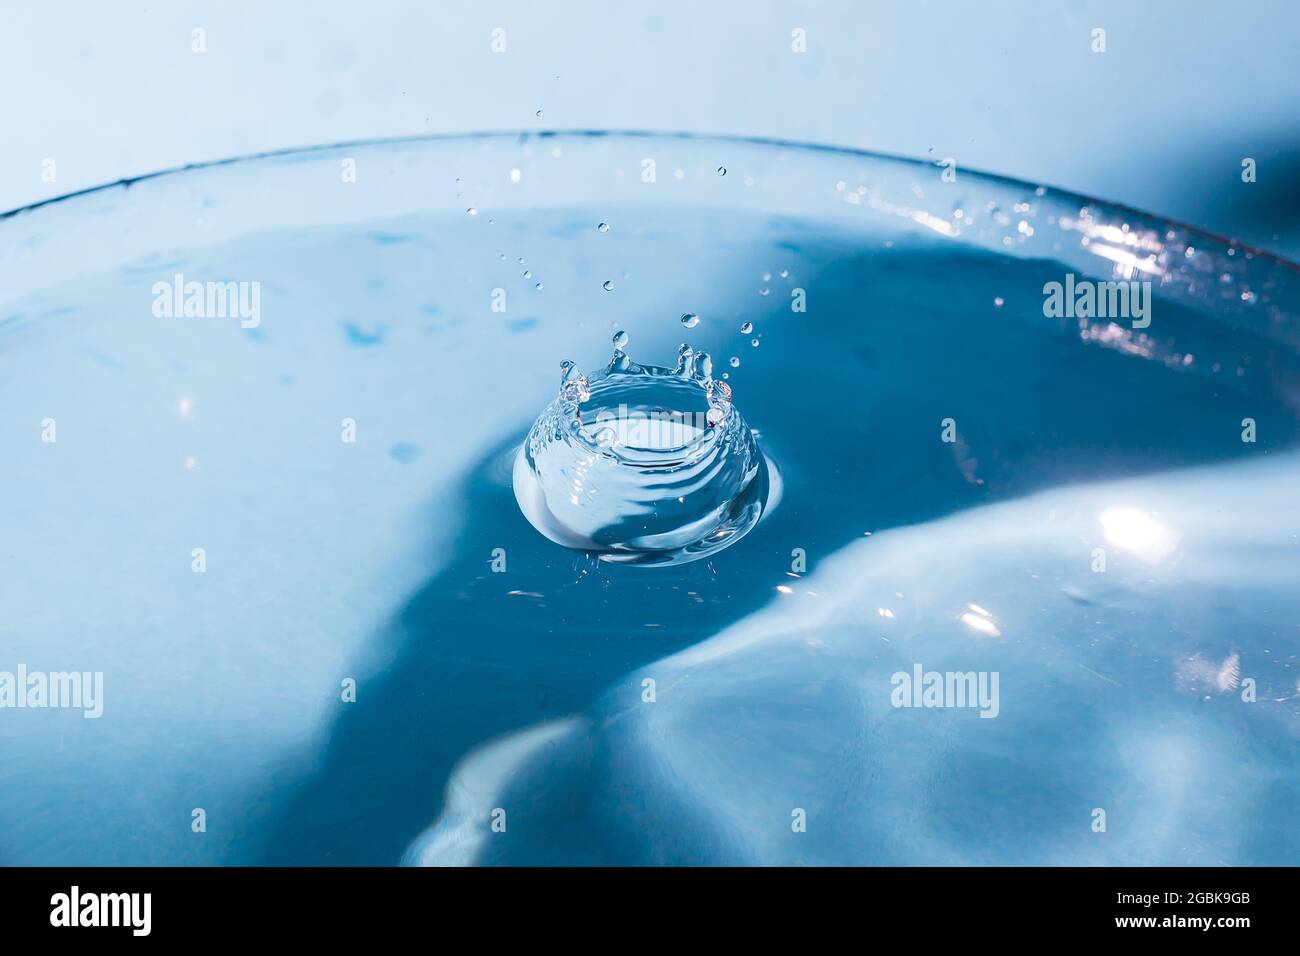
0,133,1296,865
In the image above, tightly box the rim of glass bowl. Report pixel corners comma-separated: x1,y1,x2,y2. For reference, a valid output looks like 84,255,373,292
1,130,1296,350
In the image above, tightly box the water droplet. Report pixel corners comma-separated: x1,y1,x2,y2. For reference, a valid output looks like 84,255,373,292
536,109,543,117
467,207,478,216
993,297,1004,308
729,356,740,368
681,313,700,329
523,270,532,279
612,330,629,349
603,280,614,291
758,288,770,297
515,338,771,566
751,339,760,348
717,166,727,176
739,321,753,334
535,282,544,290
598,222,610,233
558,361,591,403
779,269,789,278
509,168,522,183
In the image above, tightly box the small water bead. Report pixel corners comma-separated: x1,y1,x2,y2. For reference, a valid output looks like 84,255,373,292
467,207,478,216
729,356,740,367
758,288,770,296
681,313,701,329
612,330,629,349
751,339,760,347
993,296,1004,308
603,280,614,291
523,270,532,279
717,166,727,176
739,321,753,334
535,282,544,290
779,270,789,278
598,222,610,233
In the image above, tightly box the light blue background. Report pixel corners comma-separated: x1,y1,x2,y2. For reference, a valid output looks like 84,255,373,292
2,0,1298,256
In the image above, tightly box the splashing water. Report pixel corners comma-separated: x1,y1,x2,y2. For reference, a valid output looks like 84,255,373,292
513,332,774,566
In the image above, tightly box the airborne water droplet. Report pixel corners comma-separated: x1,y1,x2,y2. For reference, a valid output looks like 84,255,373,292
681,313,700,329
739,321,753,334
603,280,614,291
717,166,727,176
612,329,629,349
729,356,741,368
598,222,610,233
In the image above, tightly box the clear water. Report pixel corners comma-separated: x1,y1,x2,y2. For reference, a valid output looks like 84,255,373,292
514,337,771,565
0,134,1297,866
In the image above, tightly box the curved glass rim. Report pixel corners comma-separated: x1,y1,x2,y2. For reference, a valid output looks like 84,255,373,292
3,128,1296,369
3,128,1297,271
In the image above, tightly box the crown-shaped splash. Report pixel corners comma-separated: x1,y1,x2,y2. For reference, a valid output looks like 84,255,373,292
514,331,772,566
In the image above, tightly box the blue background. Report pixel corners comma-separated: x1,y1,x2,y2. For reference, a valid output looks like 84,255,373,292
3,0,1299,257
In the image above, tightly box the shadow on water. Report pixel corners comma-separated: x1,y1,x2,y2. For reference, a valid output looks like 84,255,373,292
259,247,1296,864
